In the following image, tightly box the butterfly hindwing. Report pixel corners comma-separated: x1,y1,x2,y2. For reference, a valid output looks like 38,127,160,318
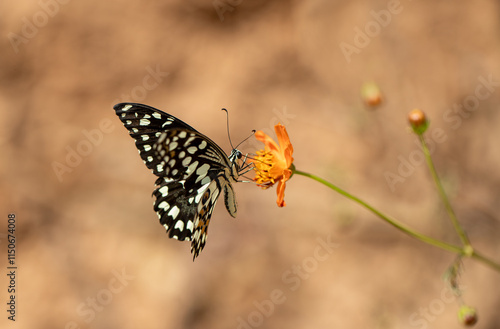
191,178,222,258
153,177,198,241
153,174,224,259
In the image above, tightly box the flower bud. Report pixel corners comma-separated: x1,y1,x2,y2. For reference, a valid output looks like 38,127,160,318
361,82,383,108
458,305,478,326
408,109,429,135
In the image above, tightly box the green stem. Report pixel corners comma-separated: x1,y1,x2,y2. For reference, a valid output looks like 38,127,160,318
294,169,462,253
293,169,500,273
471,250,500,272
418,134,471,247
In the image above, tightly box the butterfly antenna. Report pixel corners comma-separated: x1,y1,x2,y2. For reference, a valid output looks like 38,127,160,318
221,108,236,150
235,130,256,149
222,108,256,149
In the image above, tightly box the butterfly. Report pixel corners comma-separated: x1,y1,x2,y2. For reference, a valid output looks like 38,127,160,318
113,103,249,259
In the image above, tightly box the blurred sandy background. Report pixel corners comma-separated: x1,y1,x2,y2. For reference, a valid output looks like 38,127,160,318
1,0,500,328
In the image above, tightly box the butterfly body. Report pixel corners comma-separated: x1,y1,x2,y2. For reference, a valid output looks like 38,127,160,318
113,103,242,259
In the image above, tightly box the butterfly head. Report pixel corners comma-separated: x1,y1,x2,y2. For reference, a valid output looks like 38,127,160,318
228,148,243,180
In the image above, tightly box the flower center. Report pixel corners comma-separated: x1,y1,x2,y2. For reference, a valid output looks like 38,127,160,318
253,150,281,188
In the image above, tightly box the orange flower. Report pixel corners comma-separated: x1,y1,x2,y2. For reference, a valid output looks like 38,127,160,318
252,123,294,207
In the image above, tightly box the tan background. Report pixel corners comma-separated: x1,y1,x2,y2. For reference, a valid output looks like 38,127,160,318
1,0,500,328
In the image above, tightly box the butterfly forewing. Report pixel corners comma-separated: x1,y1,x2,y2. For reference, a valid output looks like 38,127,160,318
113,103,241,259
153,128,232,180
114,103,197,176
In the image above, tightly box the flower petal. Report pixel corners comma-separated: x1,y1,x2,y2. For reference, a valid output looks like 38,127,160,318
255,130,280,154
275,124,292,154
275,168,292,207
253,124,294,208
276,180,286,207
274,124,294,167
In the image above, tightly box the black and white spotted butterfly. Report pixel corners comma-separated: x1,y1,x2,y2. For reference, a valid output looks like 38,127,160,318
114,103,250,259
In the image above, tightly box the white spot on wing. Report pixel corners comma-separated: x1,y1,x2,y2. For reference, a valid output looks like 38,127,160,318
122,105,133,111
196,163,210,176
141,135,149,141
186,220,194,232
169,141,178,150
182,156,192,167
174,220,184,232
196,172,212,184
147,156,153,162
199,140,207,149
152,112,162,119
195,183,211,203
186,161,198,174
158,201,170,210
168,205,180,219
140,118,151,126
157,133,167,144
144,144,152,151
187,146,198,154
158,186,169,196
